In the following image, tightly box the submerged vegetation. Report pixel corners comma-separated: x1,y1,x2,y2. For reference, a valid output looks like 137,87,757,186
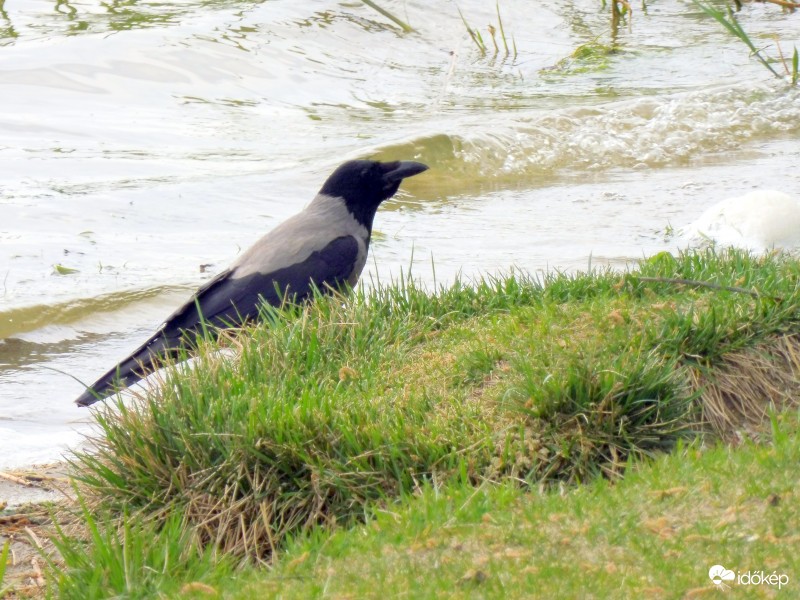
22,248,795,597
544,37,617,77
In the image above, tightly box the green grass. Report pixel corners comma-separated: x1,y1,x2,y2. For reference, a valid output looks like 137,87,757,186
49,248,800,596
47,500,236,599
0,540,10,599
51,412,800,598
239,411,799,598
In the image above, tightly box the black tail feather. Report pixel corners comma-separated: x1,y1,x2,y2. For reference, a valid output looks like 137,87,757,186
74,332,177,407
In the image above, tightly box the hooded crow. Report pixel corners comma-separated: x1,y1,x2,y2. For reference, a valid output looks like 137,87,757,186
74,159,428,407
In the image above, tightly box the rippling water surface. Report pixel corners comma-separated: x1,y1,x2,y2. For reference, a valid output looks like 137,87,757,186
1,0,799,467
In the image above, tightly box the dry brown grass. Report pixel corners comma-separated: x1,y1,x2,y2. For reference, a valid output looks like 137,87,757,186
693,333,800,442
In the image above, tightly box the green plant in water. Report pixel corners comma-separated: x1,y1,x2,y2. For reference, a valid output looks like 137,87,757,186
545,37,616,77
774,37,799,85
691,0,784,79
495,1,516,57
602,0,633,40
457,5,486,55
53,263,80,275
458,2,517,59
611,0,631,26
359,0,413,33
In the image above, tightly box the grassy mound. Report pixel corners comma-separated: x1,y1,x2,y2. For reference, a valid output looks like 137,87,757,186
68,249,800,562
237,412,799,598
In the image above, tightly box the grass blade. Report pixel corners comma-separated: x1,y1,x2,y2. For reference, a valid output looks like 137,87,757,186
456,5,486,54
496,1,510,55
0,540,11,598
359,0,413,33
691,0,781,78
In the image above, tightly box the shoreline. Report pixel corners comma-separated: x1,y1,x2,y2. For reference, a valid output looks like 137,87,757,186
0,463,71,597
0,463,71,510
0,462,69,598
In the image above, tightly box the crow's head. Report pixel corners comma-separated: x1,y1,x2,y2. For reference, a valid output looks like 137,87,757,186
320,159,428,230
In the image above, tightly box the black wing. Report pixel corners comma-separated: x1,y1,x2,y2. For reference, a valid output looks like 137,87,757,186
163,234,360,336
74,235,360,406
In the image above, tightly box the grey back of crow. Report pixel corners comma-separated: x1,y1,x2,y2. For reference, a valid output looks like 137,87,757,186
74,159,428,407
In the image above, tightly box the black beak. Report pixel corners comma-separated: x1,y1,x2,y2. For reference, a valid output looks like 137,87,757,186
383,161,429,183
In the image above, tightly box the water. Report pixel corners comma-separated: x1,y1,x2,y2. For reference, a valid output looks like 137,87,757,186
1,0,799,468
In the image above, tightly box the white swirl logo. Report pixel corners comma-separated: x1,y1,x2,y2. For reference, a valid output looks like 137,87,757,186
708,564,789,591
709,564,735,587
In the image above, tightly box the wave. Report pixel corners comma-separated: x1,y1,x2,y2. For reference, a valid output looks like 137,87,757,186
371,83,800,190
0,285,190,340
